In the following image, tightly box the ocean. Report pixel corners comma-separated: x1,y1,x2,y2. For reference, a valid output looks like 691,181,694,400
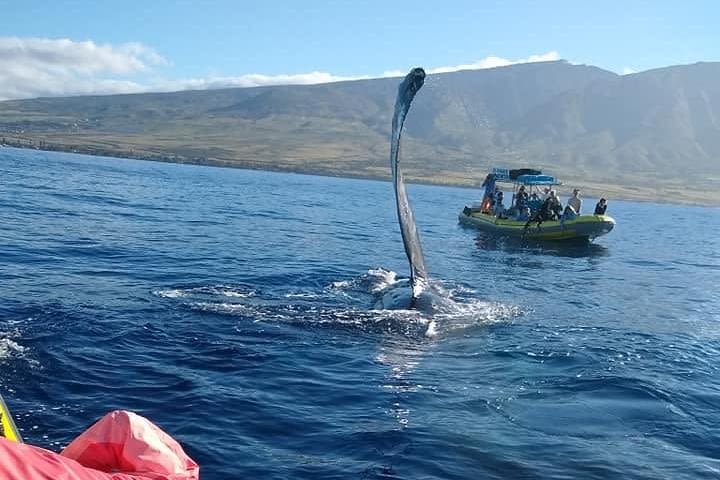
1,147,719,479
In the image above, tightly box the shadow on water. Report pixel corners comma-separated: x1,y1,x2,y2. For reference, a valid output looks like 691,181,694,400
473,231,610,259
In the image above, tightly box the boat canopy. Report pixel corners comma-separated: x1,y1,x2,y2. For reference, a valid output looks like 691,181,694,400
515,174,560,185
491,167,561,186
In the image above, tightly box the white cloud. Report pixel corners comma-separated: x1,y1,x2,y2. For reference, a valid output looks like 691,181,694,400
0,37,165,100
156,51,563,92
622,67,636,75
153,71,371,92
426,51,561,74
0,38,562,100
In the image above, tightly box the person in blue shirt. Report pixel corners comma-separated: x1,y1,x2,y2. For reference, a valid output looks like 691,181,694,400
480,174,497,212
514,185,529,209
516,206,531,221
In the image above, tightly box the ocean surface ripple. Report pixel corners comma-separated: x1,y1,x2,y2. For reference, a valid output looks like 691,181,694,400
1,148,719,479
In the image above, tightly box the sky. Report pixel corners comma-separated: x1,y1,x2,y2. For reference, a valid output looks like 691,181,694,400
1,0,718,100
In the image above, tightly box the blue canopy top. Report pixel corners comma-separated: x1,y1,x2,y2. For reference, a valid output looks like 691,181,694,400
515,174,560,185
490,167,561,186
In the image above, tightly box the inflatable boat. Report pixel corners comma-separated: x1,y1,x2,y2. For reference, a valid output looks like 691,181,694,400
459,167,615,242
0,393,198,480
459,206,615,241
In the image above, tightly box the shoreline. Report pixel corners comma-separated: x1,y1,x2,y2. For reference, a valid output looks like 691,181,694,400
2,141,718,208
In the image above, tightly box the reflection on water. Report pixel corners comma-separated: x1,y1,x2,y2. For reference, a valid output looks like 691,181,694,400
376,338,431,429
473,231,610,258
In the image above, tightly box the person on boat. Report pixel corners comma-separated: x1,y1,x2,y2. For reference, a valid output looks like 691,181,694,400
594,198,608,215
514,185,529,209
0,410,199,480
547,190,563,220
493,191,506,217
480,173,496,212
528,192,541,212
567,188,582,214
525,190,559,229
541,191,560,219
560,204,577,227
516,206,531,221
524,207,546,230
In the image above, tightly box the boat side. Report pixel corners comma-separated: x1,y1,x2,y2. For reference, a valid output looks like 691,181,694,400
459,207,615,241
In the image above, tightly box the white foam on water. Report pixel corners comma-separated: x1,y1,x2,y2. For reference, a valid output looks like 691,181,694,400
425,319,438,338
154,285,257,301
0,337,25,360
155,272,522,338
0,324,38,368
153,289,187,298
211,285,256,298
220,290,255,298
284,292,322,299
366,268,401,293
190,301,257,316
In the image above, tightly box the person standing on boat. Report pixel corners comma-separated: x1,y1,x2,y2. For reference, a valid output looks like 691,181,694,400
493,191,506,217
514,185,529,209
528,192,541,212
480,173,496,212
567,188,582,215
548,190,563,220
594,198,608,215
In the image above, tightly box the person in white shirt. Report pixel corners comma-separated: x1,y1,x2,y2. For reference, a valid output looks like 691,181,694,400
567,188,582,215
493,191,505,217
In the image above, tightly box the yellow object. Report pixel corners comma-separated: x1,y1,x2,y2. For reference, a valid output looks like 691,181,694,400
0,393,22,442
459,209,616,241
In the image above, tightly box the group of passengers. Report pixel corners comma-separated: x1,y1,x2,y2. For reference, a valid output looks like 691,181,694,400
480,174,608,226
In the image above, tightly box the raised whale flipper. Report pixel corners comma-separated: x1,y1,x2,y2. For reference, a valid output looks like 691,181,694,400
390,68,427,300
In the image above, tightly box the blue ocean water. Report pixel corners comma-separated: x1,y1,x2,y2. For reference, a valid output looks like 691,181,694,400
1,146,719,479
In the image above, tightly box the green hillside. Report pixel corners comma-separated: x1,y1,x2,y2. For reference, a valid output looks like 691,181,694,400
2,60,719,204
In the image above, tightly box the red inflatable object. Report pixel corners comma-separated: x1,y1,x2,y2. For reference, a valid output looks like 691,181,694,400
0,410,198,480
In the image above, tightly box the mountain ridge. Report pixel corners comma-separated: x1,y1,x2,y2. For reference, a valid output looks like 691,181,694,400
2,60,719,204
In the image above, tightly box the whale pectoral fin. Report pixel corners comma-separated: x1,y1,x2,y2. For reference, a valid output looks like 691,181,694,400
390,68,428,300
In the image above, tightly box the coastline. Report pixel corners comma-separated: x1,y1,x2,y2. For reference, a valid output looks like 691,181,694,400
2,141,718,208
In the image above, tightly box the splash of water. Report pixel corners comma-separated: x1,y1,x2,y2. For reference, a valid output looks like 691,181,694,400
154,272,521,338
